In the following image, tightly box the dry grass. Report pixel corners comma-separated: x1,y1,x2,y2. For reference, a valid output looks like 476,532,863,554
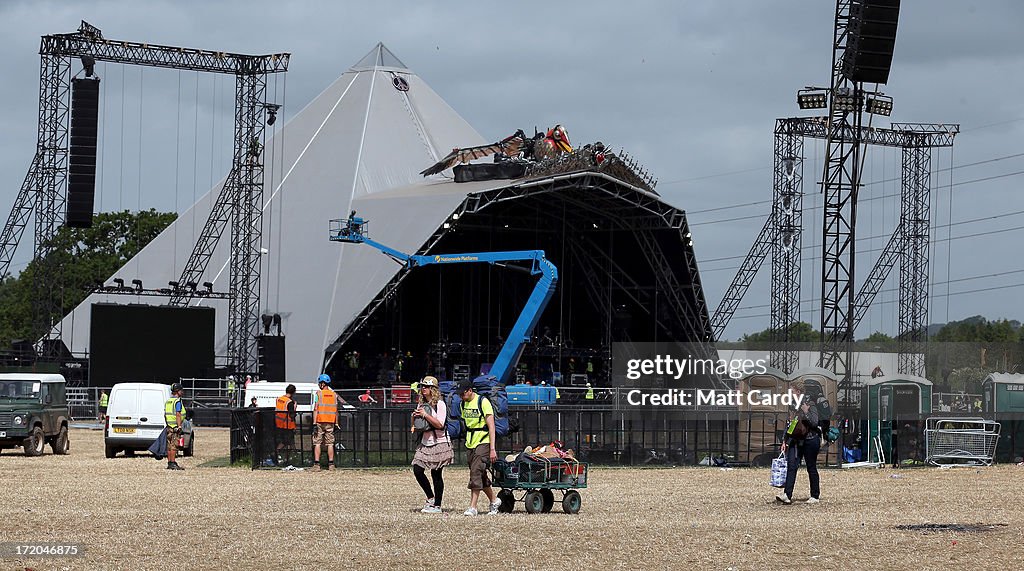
0,428,1022,570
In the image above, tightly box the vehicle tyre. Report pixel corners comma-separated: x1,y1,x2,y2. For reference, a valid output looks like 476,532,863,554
52,425,70,455
562,490,582,514
24,426,45,456
104,444,118,459
182,432,194,457
524,491,545,514
497,489,514,513
540,488,555,513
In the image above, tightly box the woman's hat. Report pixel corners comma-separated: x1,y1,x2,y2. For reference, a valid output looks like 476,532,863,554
420,376,438,388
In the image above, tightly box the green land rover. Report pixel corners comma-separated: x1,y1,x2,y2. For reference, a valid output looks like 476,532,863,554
0,373,71,456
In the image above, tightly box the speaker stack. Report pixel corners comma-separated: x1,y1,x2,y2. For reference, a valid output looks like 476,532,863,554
68,78,101,228
842,0,901,85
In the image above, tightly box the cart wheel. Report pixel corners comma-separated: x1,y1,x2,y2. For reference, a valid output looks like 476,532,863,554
524,491,545,514
562,490,581,514
497,489,515,513
540,489,554,513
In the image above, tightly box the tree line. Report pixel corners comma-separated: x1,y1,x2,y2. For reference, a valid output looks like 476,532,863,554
0,210,176,346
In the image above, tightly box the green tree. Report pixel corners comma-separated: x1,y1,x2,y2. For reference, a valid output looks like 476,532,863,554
0,209,176,346
740,322,820,344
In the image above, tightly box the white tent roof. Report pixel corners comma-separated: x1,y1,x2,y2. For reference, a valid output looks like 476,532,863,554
57,43,487,381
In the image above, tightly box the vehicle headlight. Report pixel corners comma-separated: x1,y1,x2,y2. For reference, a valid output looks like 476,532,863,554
13,415,24,426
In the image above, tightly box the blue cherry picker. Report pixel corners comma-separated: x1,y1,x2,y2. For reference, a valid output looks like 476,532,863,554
330,215,589,513
328,211,558,388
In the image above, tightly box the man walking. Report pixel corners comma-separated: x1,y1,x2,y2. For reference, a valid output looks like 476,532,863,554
458,379,500,515
98,390,109,423
164,383,187,471
312,374,338,471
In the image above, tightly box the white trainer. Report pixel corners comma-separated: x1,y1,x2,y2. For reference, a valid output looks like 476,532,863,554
463,507,478,516
775,493,792,505
421,505,442,514
806,497,820,504
487,497,502,515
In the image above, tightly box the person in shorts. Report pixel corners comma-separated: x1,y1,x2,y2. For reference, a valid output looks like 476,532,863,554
312,374,338,471
458,379,500,516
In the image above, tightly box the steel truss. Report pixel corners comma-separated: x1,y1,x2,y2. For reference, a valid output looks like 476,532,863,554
325,171,717,380
769,123,805,372
0,21,288,370
898,142,931,376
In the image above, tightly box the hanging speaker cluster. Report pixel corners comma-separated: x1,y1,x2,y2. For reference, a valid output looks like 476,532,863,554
842,0,901,85
68,77,101,228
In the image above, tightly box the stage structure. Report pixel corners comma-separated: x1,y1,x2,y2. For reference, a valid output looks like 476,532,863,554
711,1,957,403
52,43,715,385
323,168,718,389
0,21,288,373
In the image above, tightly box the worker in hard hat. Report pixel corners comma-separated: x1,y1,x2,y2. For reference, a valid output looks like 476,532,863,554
312,374,338,471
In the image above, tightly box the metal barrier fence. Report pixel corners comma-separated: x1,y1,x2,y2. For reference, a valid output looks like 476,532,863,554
232,407,855,470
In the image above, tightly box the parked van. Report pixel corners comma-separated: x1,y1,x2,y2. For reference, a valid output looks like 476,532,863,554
0,373,71,456
243,382,355,422
104,382,193,458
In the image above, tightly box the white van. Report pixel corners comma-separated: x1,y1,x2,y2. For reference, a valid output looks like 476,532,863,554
104,382,194,458
243,382,355,421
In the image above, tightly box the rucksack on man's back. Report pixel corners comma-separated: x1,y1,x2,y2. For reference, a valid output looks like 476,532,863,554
442,375,519,439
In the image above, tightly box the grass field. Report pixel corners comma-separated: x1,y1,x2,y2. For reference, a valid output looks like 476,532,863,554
0,427,1021,570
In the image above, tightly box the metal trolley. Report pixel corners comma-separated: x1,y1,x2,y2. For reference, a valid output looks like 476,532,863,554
491,456,588,514
924,417,1001,467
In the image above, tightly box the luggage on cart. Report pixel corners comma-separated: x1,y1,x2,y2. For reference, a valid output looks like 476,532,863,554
491,455,588,514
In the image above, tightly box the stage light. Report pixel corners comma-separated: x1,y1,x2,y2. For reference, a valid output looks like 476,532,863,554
832,88,862,112
168,280,180,291
797,89,828,109
81,55,96,77
131,279,143,291
451,213,460,220
113,278,125,289
783,157,797,180
203,281,214,293
263,103,281,126
261,314,272,335
185,281,197,291
443,222,451,229
865,94,893,116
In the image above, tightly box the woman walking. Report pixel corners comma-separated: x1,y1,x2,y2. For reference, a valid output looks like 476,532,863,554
411,377,453,513
777,385,821,505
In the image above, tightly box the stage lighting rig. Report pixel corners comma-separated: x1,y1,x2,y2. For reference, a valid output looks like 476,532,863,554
797,88,828,109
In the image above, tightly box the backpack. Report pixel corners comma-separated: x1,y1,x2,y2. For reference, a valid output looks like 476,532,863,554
444,392,466,439
803,380,834,438
442,374,519,439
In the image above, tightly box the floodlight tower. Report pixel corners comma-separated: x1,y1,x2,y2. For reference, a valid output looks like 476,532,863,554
812,0,900,381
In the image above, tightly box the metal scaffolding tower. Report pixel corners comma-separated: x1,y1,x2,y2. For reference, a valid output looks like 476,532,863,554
712,1,958,389
769,122,805,373
0,21,288,371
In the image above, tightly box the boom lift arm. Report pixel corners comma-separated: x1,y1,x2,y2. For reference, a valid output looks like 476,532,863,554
329,212,558,386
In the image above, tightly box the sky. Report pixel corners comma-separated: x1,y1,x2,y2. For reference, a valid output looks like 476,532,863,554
0,0,1022,341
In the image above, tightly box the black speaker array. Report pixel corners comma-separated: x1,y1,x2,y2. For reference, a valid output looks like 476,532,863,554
68,78,101,228
842,0,901,85
257,335,287,382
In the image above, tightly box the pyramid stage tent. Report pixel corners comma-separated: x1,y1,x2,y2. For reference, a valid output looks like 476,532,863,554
59,44,714,386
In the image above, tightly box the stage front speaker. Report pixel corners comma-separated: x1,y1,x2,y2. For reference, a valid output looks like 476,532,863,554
257,335,286,382
842,0,901,85
68,77,101,228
